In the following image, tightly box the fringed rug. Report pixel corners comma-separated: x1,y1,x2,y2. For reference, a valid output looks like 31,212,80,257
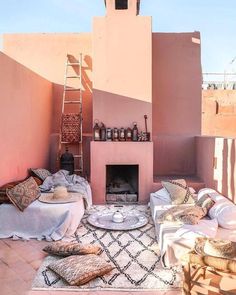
32,205,182,291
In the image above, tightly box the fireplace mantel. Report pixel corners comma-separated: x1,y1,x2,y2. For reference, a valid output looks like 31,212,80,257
90,141,153,204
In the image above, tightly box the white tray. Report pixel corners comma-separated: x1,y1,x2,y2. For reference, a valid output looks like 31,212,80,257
87,211,148,230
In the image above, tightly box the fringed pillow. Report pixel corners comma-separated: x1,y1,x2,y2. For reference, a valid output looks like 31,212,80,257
43,241,102,257
48,254,114,286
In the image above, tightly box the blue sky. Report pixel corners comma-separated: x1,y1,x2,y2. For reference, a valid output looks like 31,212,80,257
0,0,235,73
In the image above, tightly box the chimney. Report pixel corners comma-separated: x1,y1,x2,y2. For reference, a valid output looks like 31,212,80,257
104,0,140,16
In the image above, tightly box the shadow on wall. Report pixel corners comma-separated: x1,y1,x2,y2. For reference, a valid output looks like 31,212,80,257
50,54,93,176
196,136,236,203
153,135,196,176
92,89,152,133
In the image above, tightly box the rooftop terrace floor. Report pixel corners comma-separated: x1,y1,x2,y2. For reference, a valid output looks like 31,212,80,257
0,239,181,295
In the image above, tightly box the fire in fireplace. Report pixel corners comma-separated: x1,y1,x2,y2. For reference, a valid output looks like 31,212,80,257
106,165,138,203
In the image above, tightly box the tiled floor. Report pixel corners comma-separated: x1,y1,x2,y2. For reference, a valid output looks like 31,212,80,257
0,239,182,295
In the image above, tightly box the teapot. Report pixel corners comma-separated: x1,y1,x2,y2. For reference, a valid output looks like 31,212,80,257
112,210,125,223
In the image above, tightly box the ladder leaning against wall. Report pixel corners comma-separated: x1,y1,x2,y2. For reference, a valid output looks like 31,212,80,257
59,53,83,175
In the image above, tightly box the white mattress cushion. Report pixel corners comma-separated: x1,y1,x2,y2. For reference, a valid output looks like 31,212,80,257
216,227,236,242
198,188,236,230
175,218,218,240
150,188,172,204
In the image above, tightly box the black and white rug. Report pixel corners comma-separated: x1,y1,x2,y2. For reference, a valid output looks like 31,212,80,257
32,205,182,291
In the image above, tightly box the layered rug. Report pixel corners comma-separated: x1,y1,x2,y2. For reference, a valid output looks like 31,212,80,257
32,205,182,291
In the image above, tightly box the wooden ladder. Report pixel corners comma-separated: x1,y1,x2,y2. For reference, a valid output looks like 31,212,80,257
59,53,83,175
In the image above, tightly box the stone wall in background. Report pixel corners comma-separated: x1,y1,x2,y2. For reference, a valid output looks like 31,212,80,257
202,90,236,137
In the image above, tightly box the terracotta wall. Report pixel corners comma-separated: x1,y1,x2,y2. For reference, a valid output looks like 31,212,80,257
196,136,236,203
93,6,152,133
0,52,52,186
202,90,236,137
3,30,202,179
152,32,202,176
3,33,93,175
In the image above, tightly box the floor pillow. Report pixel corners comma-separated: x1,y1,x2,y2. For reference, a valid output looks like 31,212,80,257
48,254,114,286
43,241,102,256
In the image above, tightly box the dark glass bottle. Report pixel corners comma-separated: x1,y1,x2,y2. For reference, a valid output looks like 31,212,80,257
112,128,119,141
119,127,125,141
106,128,112,141
126,127,132,141
93,121,100,141
132,122,138,141
100,122,106,141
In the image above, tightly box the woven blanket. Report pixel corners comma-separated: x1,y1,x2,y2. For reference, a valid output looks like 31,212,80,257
39,170,92,208
32,205,181,291
61,113,81,143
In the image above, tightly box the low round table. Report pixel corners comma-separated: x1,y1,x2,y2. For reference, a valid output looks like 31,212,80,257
87,210,148,231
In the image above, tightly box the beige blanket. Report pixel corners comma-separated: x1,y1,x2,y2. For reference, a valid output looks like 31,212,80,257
157,205,206,225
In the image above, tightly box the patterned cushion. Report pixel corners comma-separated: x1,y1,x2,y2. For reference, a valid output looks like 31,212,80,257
195,237,236,259
48,254,113,286
157,205,207,225
43,241,102,257
6,177,41,211
196,194,215,213
161,179,195,205
61,113,81,143
32,176,43,186
0,180,23,204
30,168,52,181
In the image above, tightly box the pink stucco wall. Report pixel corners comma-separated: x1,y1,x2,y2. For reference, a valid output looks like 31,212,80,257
152,32,202,176
196,136,236,203
2,28,202,180
0,52,52,186
3,33,93,175
92,7,152,133
91,141,153,204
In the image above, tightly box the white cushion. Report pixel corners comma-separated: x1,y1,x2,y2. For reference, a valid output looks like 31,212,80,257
151,188,172,204
175,218,218,240
151,187,196,205
198,188,236,230
216,227,236,242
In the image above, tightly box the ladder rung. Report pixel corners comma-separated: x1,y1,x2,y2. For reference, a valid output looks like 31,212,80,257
66,75,81,79
64,100,81,104
65,88,81,91
74,169,83,172
61,141,82,144
67,62,80,66
74,155,83,158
